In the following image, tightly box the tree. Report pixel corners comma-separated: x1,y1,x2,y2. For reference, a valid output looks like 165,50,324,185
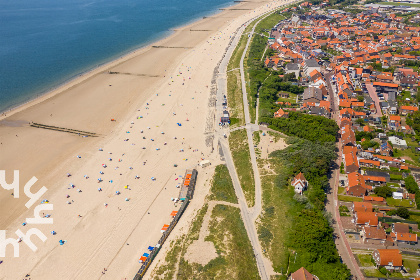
374,186,393,198
396,207,410,219
355,118,365,126
404,176,419,194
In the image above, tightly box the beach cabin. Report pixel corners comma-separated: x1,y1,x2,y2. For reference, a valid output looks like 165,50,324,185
199,160,211,168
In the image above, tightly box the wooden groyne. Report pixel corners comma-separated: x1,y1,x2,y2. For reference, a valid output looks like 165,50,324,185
133,169,198,280
30,122,98,137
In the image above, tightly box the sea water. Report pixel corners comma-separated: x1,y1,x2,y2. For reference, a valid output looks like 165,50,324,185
0,0,234,113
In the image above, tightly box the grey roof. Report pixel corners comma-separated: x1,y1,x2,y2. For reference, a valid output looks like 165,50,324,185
380,102,389,108
303,87,323,101
305,59,319,68
388,92,396,101
286,63,300,71
365,170,390,180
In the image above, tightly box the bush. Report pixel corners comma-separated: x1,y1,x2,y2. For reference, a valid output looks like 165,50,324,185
374,186,393,198
396,207,410,219
379,266,388,275
262,112,339,144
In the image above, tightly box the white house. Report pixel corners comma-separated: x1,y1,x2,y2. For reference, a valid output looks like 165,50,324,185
388,136,408,149
392,192,403,199
291,172,308,194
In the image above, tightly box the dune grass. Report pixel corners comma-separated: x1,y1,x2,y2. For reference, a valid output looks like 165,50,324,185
229,129,255,207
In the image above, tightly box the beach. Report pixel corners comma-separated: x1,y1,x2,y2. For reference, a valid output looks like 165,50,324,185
0,0,287,279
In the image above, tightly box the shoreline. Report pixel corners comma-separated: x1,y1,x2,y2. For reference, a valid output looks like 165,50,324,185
0,0,236,121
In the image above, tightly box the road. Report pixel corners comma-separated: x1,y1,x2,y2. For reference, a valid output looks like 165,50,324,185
325,71,365,280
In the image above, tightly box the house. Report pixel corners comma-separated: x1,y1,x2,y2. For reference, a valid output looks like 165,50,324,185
392,192,403,199
291,172,308,194
373,82,399,95
392,232,418,244
303,59,321,77
400,105,418,115
274,108,289,118
388,136,407,149
364,175,386,186
359,159,380,168
364,170,390,182
372,249,403,271
363,196,385,204
285,63,300,78
290,267,319,280
361,226,386,243
303,87,323,103
278,92,290,98
347,171,369,195
380,142,393,157
352,201,373,213
355,212,379,227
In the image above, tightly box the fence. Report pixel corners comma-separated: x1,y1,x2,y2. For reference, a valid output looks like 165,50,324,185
133,169,198,279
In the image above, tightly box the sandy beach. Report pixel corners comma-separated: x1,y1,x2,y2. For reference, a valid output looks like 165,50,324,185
0,1,288,279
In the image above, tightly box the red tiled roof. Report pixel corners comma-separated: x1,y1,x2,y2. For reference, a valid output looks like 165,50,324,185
374,249,402,267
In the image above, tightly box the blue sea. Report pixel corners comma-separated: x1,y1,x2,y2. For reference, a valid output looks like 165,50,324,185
0,0,235,113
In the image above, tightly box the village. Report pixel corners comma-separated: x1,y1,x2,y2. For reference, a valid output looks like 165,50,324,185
264,1,420,278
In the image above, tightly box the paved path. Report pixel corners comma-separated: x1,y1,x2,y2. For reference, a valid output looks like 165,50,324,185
214,10,271,280
325,71,365,280
365,83,382,118
213,1,300,278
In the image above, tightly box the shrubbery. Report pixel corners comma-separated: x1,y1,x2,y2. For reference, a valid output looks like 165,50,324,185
262,112,339,144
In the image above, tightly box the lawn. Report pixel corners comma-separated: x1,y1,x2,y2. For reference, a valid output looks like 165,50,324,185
338,187,346,195
394,147,420,167
386,197,414,208
209,164,238,204
386,182,400,188
338,195,363,202
276,92,298,103
363,268,403,278
403,256,420,273
355,254,375,267
229,129,255,207
226,71,245,127
390,174,403,181
409,214,420,222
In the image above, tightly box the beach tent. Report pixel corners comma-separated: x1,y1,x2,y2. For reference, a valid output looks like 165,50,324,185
148,246,154,251
143,253,150,257
139,256,147,262
170,211,178,217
